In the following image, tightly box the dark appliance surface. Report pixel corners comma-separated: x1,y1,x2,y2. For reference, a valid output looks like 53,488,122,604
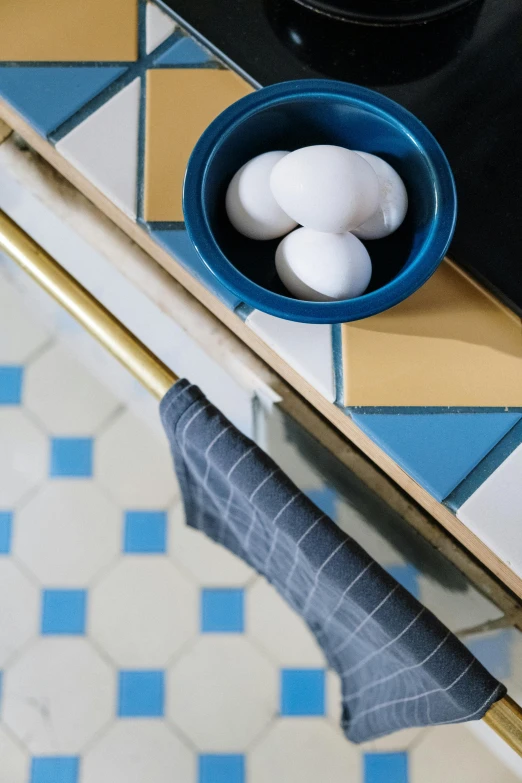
164,0,522,315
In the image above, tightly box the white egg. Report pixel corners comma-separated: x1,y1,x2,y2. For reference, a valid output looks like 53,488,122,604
275,228,372,301
270,145,380,233
352,151,408,240
225,151,298,240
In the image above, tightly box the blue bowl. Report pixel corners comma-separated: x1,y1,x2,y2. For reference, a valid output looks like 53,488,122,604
183,79,457,323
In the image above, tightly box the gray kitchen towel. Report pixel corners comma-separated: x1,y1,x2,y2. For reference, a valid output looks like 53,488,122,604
160,380,505,743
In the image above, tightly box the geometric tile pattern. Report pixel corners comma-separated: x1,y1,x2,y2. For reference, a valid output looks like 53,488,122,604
0,282,520,781
342,261,522,407
0,0,521,550
351,411,521,502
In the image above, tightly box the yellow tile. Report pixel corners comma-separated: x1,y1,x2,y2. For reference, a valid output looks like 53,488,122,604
0,0,138,62
144,68,253,222
342,260,522,406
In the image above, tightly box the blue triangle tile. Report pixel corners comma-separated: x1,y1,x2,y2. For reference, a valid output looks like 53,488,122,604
151,229,241,310
153,37,212,66
0,66,126,137
351,412,522,502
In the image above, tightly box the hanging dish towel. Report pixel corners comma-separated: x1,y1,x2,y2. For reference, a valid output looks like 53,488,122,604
160,380,505,743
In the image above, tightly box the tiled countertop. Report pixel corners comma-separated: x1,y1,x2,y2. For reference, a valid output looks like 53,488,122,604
0,0,521,597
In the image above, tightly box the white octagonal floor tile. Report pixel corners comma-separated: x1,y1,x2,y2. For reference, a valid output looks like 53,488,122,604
168,636,276,750
0,725,28,783
0,277,51,363
97,410,178,508
146,1,177,53
83,720,194,783
15,482,121,586
248,577,325,666
90,558,197,667
418,576,502,634
410,723,521,783
24,343,120,435
250,719,360,783
170,501,254,586
2,638,114,754
0,410,47,506
0,560,39,667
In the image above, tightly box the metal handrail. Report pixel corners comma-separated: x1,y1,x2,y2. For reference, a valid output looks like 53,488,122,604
0,207,520,757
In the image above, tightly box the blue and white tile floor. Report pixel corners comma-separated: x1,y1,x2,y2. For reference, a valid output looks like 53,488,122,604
0,268,521,782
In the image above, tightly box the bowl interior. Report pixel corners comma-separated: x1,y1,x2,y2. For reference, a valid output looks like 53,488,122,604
202,94,437,301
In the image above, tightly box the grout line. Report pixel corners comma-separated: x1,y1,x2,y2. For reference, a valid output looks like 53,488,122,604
138,0,148,61
147,221,186,231
331,324,344,407
444,417,522,511
0,61,135,68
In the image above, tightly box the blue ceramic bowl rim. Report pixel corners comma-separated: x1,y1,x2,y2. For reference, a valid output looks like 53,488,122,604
183,79,457,323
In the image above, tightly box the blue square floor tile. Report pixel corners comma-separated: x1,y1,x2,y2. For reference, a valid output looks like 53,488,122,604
41,589,86,635
118,670,164,717
306,487,337,521
50,437,93,478
0,366,23,405
123,510,167,553
364,752,409,783
201,588,244,633
0,511,13,554
31,756,79,783
280,668,325,716
386,564,420,600
199,754,245,783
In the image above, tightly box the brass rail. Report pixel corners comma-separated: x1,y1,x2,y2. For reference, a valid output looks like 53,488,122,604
0,207,520,757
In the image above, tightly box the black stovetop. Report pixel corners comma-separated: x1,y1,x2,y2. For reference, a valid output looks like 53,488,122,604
165,0,522,315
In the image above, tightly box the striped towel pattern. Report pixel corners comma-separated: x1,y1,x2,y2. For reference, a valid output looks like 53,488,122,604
160,380,504,743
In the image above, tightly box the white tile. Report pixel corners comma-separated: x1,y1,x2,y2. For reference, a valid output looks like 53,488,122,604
96,410,178,508
327,670,343,726
248,577,325,666
250,719,361,783
170,501,254,586
0,561,39,667
24,343,120,435
246,311,335,402
0,726,28,783
2,638,114,754
15,483,120,586
83,721,193,783
146,2,177,53
410,723,521,783
90,558,197,667
57,79,141,218
457,444,522,579
364,725,427,752
0,276,51,363
418,576,502,633
0,410,47,505
167,636,276,749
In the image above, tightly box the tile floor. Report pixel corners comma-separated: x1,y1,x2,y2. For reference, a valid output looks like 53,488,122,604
0,267,521,782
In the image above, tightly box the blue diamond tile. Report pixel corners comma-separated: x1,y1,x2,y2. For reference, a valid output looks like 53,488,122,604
364,752,409,783
467,629,514,681
386,564,420,600
0,511,13,554
41,589,86,635
0,366,23,405
351,412,522,502
0,67,126,137
50,437,93,478
154,36,213,66
199,754,245,783
30,757,79,783
151,230,241,310
118,670,164,717
280,669,325,716
123,510,167,553
201,588,244,633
